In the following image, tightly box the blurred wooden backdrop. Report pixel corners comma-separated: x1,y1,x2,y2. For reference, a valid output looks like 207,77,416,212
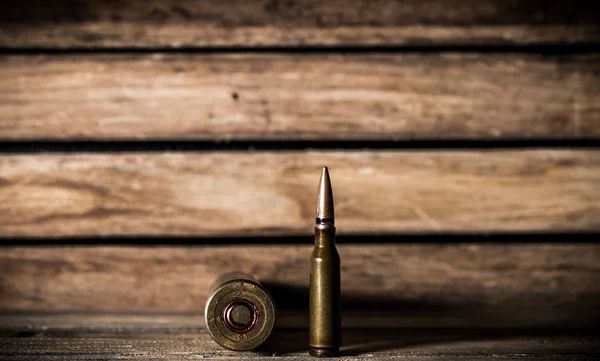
1,0,599,329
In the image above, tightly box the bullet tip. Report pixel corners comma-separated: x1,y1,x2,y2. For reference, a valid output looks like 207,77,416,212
316,166,334,220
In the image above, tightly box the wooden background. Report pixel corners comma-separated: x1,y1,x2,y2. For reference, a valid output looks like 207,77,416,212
1,0,600,332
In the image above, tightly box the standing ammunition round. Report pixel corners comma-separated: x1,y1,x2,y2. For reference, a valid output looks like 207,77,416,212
309,167,341,357
205,272,276,351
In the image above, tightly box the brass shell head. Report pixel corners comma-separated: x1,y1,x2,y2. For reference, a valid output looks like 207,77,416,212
205,278,275,351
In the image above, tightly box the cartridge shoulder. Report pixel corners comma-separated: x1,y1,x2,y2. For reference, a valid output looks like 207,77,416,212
311,245,340,260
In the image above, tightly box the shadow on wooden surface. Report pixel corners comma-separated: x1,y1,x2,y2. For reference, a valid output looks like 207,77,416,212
1,314,598,359
1,327,598,359
1,244,598,327
259,329,600,357
265,281,474,310
264,282,600,329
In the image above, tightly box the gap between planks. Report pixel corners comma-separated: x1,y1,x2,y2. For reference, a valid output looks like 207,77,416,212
0,0,599,47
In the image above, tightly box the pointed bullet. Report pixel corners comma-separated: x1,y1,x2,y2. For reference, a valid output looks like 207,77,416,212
316,167,334,221
310,166,341,357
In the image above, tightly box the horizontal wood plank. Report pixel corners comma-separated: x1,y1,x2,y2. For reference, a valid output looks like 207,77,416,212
0,151,599,237
1,54,599,140
0,0,599,47
1,245,599,328
5,311,564,331
1,329,599,360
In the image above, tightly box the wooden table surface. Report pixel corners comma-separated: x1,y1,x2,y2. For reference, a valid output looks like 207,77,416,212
1,314,598,360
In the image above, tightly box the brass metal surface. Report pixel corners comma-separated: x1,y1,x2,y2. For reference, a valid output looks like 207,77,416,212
310,167,341,357
205,273,275,351
316,167,334,220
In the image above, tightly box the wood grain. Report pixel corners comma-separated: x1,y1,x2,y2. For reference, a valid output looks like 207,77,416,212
1,329,599,360
1,54,599,140
6,312,571,331
1,245,599,328
0,0,598,47
1,151,599,237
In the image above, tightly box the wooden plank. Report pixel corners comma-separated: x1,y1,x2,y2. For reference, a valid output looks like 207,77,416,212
1,245,599,329
1,309,599,331
1,54,599,141
0,151,599,237
0,329,599,360
0,0,598,47
1,311,548,331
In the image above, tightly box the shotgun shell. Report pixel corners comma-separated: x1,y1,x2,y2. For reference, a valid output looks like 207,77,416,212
205,272,276,351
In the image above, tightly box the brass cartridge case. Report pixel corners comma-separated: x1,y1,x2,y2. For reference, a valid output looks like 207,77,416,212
205,272,275,351
309,167,341,357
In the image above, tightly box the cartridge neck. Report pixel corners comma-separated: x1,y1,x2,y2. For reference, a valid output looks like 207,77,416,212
314,223,336,247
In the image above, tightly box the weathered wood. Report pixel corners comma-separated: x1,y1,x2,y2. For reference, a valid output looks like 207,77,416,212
1,245,599,329
0,0,598,47
0,311,542,331
1,308,599,331
0,151,599,237
1,54,599,140
0,328,599,360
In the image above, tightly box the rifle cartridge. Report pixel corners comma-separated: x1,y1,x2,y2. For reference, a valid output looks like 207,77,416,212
309,167,341,357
